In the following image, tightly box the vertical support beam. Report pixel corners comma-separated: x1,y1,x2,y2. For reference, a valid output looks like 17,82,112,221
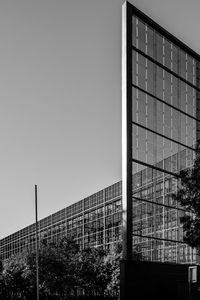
122,1,133,260
195,63,200,264
103,188,106,249
196,63,200,143
82,199,85,250
51,214,53,243
35,185,39,300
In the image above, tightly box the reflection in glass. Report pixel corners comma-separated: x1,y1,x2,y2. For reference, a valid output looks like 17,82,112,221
132,15,199,88
130,12,200,264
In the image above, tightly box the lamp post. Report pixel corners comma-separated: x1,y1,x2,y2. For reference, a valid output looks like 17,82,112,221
35,185,39,300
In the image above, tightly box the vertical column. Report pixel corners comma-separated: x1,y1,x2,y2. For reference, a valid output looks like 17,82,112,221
152,25,158,262
196,62,200,142
195,61,200,263
122,1,133,260
176,48,182,263
103,188,106,249
82,200,85,250
35,185,39,300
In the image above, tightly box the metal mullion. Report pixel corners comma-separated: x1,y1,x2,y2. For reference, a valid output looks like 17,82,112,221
132,232,187,245
132,84,199,123
132,121,195,152
132,45,200,93
132,196,186,213
122,1,133,260
129,4,200,62
132,157,180,178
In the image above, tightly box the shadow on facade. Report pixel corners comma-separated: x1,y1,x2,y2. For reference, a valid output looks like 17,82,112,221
120,260,200,300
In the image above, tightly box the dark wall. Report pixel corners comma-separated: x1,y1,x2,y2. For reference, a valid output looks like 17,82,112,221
120,260,200,300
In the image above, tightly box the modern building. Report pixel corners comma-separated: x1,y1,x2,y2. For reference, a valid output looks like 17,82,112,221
1,2,200,265
0,182,122,260
0,154,197,264
122,1,200,263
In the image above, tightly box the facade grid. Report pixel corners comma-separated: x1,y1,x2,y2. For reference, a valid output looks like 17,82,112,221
0,170,198,264
1,3,200,266
122,2,200,263
0,182,122,260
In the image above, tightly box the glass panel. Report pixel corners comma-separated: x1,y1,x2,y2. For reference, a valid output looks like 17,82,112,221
132,16,200,88
132,124,195,172
138,19,146,54
133,50,199,118
187,85,195,116
164,38,171,70
171,76,179,108
130,11,200,264
131,162,196,263
180,81,186,113
163,71,171,105
132,15,137,47
172,44,178,74
137,54,146,90
146,59,154,94
180,50,187,81
147,25,154,57
132,87,196,147
156,32,163,64
187,55,194,84
156,67,164,99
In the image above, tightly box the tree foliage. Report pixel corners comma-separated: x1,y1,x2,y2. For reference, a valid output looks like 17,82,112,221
77,247,113,297
26,238,80,298
3,252,31,299
0,238,121,299
104,243,122,297
104,242,143,297
173,141,200,248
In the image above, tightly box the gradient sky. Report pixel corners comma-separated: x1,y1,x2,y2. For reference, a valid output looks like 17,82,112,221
0,0,200,238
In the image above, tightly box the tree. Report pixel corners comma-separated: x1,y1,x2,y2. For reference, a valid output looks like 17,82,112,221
173,141,200,248
77,247,113,297
26,237,80,299
3,252,31,299
1,238,128,299
105,242,143,298
104,243,122,298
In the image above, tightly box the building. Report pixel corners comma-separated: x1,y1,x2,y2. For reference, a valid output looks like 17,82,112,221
0,153,197,264
132,148,196,263
122,1,200,263
1,2,200,264
0,182,122,260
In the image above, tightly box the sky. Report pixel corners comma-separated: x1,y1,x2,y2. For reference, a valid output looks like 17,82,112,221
0,0,200,238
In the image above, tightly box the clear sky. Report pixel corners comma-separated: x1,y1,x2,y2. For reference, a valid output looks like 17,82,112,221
0,0,200,238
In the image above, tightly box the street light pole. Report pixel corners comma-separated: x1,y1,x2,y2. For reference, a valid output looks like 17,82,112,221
35,185,39,300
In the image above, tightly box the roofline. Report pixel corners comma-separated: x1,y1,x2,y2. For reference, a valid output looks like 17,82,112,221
126,1,200,61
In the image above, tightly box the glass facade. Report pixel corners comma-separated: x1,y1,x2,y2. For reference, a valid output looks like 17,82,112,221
0,166,199,263
0,182,122,260
1,3,200,265
122,2,200,263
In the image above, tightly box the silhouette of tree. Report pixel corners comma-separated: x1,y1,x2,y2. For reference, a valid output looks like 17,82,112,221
173,141,200,249
3,252,30,299
77,247,113,297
